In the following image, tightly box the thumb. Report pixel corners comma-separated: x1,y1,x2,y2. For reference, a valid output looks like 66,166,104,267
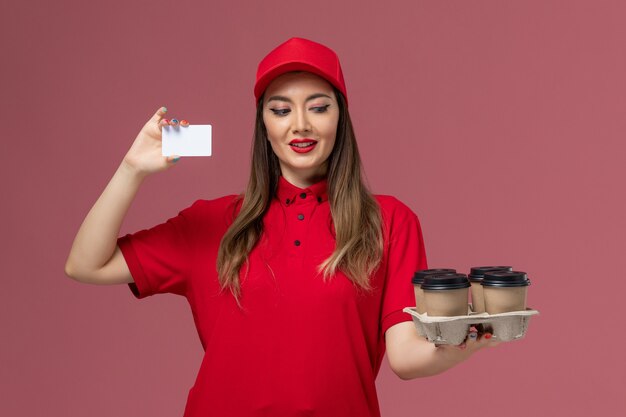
152,106,168,122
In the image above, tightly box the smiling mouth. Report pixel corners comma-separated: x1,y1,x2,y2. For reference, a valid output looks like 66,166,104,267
290,142,317,148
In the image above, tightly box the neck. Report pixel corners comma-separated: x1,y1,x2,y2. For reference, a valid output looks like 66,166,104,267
280,165,328,188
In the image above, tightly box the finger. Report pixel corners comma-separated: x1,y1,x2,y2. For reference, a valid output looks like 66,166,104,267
170,118,179,126
469,332,494,349
152,106,168,122
481,333,502,347
180,119,189,127
465,326,478,343
166,155,181,164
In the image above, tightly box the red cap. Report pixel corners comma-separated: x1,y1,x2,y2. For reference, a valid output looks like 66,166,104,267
254,37,348,106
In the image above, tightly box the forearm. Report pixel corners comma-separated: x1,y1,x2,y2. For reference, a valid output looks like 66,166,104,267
65,161,145,279
394,337,470,379
386,322,477,380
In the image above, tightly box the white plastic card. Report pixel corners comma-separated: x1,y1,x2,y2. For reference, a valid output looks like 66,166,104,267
162,124,212,156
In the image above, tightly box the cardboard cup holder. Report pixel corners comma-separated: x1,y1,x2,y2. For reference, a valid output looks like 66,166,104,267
402,305,539,345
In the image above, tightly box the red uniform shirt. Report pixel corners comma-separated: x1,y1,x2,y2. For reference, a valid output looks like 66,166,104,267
117,175,427,417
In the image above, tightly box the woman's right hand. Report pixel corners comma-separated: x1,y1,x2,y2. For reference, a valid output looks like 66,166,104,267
122,107,189,176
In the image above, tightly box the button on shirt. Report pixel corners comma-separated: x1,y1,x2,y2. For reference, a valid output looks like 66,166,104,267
279,178,328,256
117,175,428,417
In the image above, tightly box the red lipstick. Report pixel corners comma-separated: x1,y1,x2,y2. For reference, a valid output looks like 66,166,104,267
289,138,318,154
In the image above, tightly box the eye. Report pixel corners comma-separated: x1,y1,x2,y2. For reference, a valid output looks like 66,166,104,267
311,105,330,113
270,108,290,116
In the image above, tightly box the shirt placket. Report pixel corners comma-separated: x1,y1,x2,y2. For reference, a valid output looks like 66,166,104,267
286,191,316,260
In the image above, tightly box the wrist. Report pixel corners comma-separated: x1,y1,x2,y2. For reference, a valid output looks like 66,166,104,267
119,159,148,182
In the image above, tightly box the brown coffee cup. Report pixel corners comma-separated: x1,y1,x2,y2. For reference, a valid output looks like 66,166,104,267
482,271,531,314
412,269,457,314
421,273,471,317
468,266,513,313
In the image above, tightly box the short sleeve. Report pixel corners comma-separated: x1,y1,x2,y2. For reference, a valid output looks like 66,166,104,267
117,200,201,299
380,201,428,335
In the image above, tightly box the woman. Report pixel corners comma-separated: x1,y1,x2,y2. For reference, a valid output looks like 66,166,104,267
65,37,498,417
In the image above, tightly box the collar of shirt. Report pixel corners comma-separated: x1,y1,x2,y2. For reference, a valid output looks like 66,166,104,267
276,175,328,206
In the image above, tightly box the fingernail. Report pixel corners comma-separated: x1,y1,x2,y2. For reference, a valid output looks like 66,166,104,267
171,118,179,124
180,119,188,126
162,119,168,124
173,157,180,163
162,106,167,112
468,332,478,340
484,333,492,339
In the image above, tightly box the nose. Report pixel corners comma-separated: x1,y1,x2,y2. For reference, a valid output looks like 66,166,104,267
292,107,312,133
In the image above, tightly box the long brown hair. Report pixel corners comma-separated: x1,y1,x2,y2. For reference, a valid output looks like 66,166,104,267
217,83,384,305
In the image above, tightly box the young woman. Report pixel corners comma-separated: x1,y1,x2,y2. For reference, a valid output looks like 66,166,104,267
65,37,498,417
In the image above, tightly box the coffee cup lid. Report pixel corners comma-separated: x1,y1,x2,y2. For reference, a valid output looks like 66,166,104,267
421,273,471,290
468,266,513,282
481,271,531,287
412,269,457,285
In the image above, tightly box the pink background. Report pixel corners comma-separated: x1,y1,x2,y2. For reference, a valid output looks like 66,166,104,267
2,1,624,416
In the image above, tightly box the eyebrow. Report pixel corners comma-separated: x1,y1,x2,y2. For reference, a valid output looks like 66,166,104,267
266,93,333,104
